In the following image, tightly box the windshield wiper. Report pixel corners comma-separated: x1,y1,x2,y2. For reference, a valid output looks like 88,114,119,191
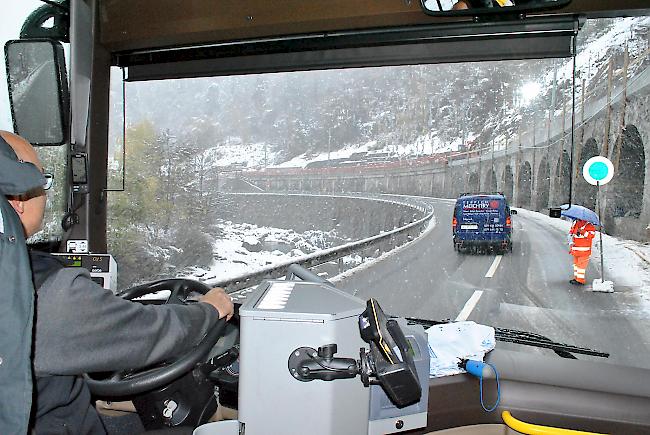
405,317,609,359
493,327,609,359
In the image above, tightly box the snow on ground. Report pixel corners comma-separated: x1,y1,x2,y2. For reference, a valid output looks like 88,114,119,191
180,221,347,282
198,19,649,171
177,196,433,290
271,135,465,169
204,141,278,169
484,17,649,153
272,141,377,168
516,208,650,311
413,134,466,156
552,17,650,88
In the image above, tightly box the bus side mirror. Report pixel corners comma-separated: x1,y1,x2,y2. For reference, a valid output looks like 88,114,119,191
549,207,562,218
4,39,69,146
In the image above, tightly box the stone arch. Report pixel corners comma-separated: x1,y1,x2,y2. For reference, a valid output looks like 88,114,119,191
502,165,514,202
554,150,571,204
372,177,384,193
536,156,550,211
354,177,364,193
484,168,497,193
449,170,464,197
609,125,645,218
575,138,599,209
468,172,480,193
517,161,532,208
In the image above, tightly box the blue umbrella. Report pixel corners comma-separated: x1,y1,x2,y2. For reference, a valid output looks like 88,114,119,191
560,204,601,226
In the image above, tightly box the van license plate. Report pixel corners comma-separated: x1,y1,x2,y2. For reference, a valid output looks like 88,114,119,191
461,224,478,230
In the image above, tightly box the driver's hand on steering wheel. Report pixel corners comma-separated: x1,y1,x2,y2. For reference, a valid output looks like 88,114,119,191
199,288,234,321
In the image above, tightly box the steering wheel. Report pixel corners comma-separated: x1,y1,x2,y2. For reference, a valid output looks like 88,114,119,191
84,279,227,397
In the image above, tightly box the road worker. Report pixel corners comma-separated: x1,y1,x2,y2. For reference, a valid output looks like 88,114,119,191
569,218,596,285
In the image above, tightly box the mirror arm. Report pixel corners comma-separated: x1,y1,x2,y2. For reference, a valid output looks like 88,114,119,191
21,1,70,42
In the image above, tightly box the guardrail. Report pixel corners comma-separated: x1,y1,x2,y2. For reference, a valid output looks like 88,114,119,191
205,194,434,293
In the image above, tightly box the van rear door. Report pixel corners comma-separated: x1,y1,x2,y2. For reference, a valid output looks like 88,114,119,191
458,197,506,237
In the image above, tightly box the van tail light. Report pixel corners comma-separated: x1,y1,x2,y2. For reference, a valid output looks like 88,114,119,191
452,217,457,229
506,216,512,228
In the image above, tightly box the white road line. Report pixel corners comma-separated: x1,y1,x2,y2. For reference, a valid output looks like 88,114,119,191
485,255,503,278
455,290,484,321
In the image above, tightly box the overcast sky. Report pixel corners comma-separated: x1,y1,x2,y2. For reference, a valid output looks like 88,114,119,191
1,0,44,132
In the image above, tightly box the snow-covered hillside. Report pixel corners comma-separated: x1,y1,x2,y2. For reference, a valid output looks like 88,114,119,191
108,17,647,173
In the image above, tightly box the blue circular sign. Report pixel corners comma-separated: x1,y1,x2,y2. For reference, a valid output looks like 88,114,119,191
588,161,609,181
583,156,614,186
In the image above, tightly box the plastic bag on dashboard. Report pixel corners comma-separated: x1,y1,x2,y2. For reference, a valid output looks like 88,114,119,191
426,321,495,378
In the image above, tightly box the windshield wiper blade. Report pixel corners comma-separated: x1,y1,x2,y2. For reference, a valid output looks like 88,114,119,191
405,317,609,359
494,327,609,358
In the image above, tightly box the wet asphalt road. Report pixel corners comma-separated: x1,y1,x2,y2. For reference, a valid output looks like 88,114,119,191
337,196,650,369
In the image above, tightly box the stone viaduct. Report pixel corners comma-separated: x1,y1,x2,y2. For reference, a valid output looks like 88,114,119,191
240,67,650,242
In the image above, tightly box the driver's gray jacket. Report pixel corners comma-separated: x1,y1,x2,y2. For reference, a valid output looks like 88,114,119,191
0,133,46,435
34,266,220,376
32,256,220,434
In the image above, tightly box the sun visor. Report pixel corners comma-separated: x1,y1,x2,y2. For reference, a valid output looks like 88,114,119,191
121,16,578,81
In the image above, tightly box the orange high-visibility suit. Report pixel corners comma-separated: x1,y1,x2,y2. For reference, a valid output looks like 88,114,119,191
569,219,596,284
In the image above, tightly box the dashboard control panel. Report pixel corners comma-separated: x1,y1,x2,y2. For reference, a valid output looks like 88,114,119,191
53,253,118,292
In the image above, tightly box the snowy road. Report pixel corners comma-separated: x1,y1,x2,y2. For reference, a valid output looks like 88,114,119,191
337,197,650,369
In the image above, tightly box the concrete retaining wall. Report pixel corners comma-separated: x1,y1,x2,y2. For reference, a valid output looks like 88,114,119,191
224,193,425,241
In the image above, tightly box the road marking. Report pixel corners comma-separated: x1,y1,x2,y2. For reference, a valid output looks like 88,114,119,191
455,290,484,321
485,255,503,278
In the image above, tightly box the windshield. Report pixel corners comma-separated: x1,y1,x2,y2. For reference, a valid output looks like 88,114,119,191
106,17,649,369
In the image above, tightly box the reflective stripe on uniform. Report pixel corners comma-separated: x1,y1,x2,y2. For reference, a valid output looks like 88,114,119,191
572,247,591,251
573,254,590,282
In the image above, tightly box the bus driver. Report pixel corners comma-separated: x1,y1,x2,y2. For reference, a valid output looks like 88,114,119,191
1,130,234,434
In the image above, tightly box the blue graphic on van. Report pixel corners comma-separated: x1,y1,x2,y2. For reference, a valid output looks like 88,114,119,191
452,193,514,253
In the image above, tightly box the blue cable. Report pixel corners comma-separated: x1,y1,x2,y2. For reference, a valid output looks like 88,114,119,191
479,362,500,412
460,359,501,412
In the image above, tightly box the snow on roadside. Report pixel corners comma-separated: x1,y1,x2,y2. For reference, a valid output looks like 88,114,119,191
516,208,650,311
627,242,650,264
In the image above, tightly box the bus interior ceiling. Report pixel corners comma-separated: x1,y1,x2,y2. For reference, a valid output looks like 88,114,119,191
99,0,650,53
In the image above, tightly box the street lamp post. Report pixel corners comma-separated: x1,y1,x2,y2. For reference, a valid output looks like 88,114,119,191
328,128,331,161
